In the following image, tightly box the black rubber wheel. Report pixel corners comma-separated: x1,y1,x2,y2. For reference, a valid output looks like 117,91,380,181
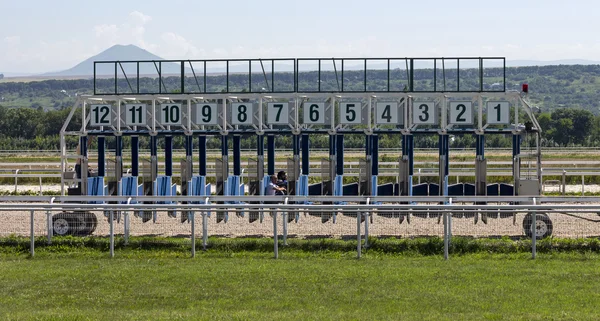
78,211,97,235
523,213,553,239
52,213,76,236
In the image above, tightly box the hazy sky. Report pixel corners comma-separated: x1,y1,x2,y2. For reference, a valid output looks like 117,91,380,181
0,0,598,73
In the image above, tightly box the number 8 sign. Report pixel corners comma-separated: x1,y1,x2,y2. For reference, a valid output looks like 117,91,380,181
231,103,254,125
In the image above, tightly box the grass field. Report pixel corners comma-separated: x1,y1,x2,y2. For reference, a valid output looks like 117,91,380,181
1,240,600,320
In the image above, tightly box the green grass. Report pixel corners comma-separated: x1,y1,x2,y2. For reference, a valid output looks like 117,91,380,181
1,237,600,320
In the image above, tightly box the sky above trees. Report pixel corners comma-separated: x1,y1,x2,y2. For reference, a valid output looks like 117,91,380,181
1,0,599,73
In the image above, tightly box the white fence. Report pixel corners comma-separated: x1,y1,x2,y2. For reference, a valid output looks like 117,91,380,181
3,195,600,259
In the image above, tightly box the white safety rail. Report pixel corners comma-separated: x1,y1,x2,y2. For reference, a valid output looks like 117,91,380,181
3,195,600,260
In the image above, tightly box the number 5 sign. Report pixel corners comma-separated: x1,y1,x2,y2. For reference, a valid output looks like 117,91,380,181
267,102,289,125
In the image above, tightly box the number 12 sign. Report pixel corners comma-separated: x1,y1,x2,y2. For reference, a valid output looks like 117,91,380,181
90,104,112,126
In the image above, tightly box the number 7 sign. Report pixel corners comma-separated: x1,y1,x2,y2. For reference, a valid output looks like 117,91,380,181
267,102,289,125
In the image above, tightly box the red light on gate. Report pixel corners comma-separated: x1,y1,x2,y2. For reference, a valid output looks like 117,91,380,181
522,83,529,93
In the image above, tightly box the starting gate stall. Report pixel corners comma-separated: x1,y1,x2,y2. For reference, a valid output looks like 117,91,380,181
58,56,546,238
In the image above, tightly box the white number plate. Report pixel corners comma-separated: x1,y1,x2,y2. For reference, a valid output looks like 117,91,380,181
339,102,362,125
194,103,218,125
449,101,473,125
267,102,289,125
160,104,182,125
303,103,325,124
412,102,436,125
125,104,146,126
89,104,112,127
486,101,510,124
231,103,254,125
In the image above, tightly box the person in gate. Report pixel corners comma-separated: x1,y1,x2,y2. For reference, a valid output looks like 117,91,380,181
266,174,286,196
276,170,288,195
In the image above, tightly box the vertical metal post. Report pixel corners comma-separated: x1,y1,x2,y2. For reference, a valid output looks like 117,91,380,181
46,211,52,244
98,136,105,177
283,197,289,246
443,212,448,260
273,207,278,259
267,135,275,175
357,208,362,259
562,170,566,196
191,211,196,258
30,210,34,257
336,134,344,176
365,198,370,247
124,212,129,245
202,205,208,251
165,136,173,177
233,135,241,176
109,210,114,258
199,136,207,176
131,136,139,177
301,134,310,175
532,198,537,259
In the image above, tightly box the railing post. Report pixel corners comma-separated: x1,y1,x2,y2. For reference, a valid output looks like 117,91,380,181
124,197,132,245
283,197,289,246
191,211,196,258
273,206,278,259
357,206,361,259
582,175,585,196
109,210,114,258
46,197,55,245
562,170,566,196
532,198,537,260
203,198,208,251
14,169,19,194
364,198,370,247
30,210,35,257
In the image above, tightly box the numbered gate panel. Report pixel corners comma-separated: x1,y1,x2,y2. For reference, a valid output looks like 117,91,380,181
265,100,296,127
157,103,184,126
191,102,220,126
121,103,149,127
300,101,332,126
411,101,438,126
485,101,511,125
88,104,115,127
373,99,406,126
448,101,474,125
338,101,366,125
230,102,256,126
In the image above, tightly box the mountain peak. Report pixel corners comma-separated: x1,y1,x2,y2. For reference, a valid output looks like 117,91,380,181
42,44,166,76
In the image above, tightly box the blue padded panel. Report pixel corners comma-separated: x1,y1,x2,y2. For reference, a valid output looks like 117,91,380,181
499,183,514,196
334,176,343,196
464,183,476,196
308,183,322,196
412,183,428,196
377,183,395,196
486,183,499,196
448,183,464,196
343,183,359,196
429,183,440,196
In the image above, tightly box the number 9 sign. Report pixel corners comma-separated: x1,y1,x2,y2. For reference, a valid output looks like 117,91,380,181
194,103,218,125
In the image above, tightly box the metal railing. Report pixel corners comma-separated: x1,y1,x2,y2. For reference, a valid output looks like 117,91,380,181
3,196,600,260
